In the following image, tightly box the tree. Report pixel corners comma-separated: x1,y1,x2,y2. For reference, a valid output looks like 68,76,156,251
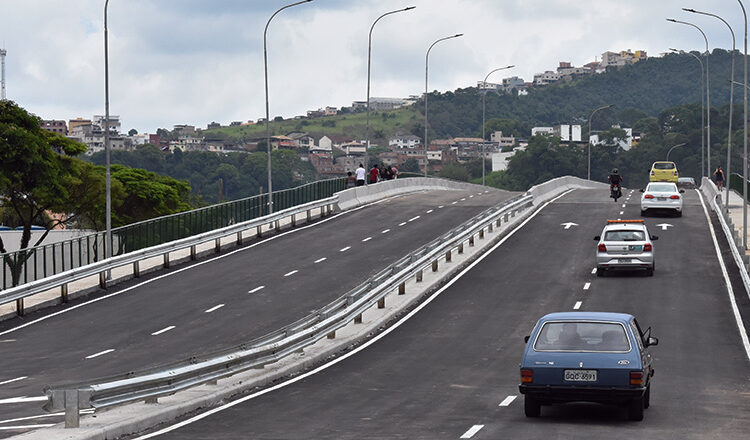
128,128,138,136
0,100,104,285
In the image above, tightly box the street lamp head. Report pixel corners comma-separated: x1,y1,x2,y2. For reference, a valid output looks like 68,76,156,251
666,18,678,22
507,65,516,68
404,6,416,11
454,33,464,37
683,8,697,13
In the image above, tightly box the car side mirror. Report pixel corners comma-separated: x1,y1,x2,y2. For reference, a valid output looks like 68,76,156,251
650,235,658,240
524,335,530,343
647,336,659,347
639,189,645,192
594,235,600,241
680,189,685,193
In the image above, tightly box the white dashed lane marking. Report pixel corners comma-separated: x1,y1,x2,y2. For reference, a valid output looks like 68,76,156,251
152,326,176,336
438,205,445,209
362,237,372,242
452,201,458,205
204,304,224,313
622,204,626,208
248,286,265,294
460,425,484,439
591,268,597,274
399,222,407,226
314,257,326,263
381,229,391,234
284,270,299,277
426,209,434,213
0,377,27,386
339,246,351,252
499,395,517,406
408,216,420,222
573,301,583,310
619,211,624,215
86,349,115,359
583,282,591,290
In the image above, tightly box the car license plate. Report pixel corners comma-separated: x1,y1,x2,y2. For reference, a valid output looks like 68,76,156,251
564,369,597,382
628,245,643,251
618,258,632,263
657,197,667,201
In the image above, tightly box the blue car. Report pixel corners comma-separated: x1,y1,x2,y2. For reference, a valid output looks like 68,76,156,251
519,312,658,421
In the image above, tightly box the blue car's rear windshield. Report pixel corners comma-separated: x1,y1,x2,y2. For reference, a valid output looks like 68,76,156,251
534,321,631,352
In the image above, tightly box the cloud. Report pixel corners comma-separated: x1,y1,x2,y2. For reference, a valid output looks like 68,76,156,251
0,0,744,133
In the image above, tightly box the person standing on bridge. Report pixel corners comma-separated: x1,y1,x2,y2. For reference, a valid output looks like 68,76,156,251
714,166,725,191
369,164,380,184
355,163,366,186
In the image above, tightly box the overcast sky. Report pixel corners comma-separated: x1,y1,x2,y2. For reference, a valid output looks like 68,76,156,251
0,0,745,134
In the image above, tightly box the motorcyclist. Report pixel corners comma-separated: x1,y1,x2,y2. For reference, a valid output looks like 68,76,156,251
608,168,623,199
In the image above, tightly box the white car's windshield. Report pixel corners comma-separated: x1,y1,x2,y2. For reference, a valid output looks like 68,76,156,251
604,230,645,241
647,183,676,192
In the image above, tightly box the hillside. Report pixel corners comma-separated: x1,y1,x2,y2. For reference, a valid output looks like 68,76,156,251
205,49,735,144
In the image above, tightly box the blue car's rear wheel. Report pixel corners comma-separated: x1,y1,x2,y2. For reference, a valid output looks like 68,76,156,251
524,396,541,417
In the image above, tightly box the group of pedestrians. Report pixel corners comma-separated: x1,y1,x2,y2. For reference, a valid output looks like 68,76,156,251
346,163,399,188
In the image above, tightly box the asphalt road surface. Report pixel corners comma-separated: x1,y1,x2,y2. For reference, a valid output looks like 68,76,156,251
0,187,519,437
137,188,750,440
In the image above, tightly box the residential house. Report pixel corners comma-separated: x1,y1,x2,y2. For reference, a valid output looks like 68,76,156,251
389,134,422,149
207,122,221,130
270,135,295,150
309,152,339,176
492,145,526,172
553,124,582,142
324,106,338,116
533,70,561,85
68,118,91,134
40,120,67,135
590,126,633,151
287,132,315,149
341,141,366,156
93,115,121,133
490,131,516,148
531,127,555,137
502,76,526,93
600,50,647,68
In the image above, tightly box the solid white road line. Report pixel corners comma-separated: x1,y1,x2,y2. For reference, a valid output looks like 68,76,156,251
314,258,326,263
381,229,391,234
0,377,27,386
85,349,115,359
0,339,15,343
204,304,224,313
339,246,351,252
591,268,597,274
284,270,299,277
408,216,420,222
697,191,750,360
248,286,265,294
583,282,591,290
426,209,434,213
573,301,582,310
0,411,89,425
460,425,484,439
0,424,55,430
0,396,47,405
151,326,176,336
498,395,517,407
362,237,372,242
131,189,577,440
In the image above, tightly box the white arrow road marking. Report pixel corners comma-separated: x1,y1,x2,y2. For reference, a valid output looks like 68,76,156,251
561,222,578,229
248,286,265,294
499,395,517,406
574,301,582,310
656,223,673,231
0,377,27,386
152,326,175,336
85,349,115,359
460,425,484,439
204,304,224,313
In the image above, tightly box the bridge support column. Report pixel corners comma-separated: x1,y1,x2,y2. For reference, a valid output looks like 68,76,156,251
257,226,263,238
378,297,385,309
307,210,312,222
458,243,464,254
15,298,24,316
145,396,158,404
275,220,281,232
432,260,438,272
215,238,221,253
99,272,107,289
354,313,363,324
488,223,493,233
133,261,140,278
399,282,406,295
327,331,336,339
446,250,452,262
496,218,501,227
479,229,485,239
416,270,423,282
292,214,297,227
61,283,69,303
504,214,509,222
190,245,197,260
237,231,243,245
469,236,475,247
163,253,170,269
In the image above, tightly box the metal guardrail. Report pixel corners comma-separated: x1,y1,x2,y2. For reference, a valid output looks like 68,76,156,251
0,196,339,315
0,178,347,291
44,193,534,427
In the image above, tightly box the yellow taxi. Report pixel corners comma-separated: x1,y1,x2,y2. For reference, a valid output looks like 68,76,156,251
649,161,678,183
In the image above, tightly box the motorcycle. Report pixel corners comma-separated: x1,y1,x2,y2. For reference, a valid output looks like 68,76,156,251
610,183,622,202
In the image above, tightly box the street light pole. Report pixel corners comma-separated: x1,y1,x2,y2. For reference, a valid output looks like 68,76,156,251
424,33,463,177
365,7,415,182
739,0,748,249
587,104,613,180
264,0,312,214
666,142,687,162
481,65,514,186
671,48,705,178
103,0,112,263
667,18,711,176
684,8,736,211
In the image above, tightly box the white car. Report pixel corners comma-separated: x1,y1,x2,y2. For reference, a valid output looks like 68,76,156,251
640,182,684,217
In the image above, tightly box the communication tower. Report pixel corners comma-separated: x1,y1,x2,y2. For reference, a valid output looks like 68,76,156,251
0,48,6,100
